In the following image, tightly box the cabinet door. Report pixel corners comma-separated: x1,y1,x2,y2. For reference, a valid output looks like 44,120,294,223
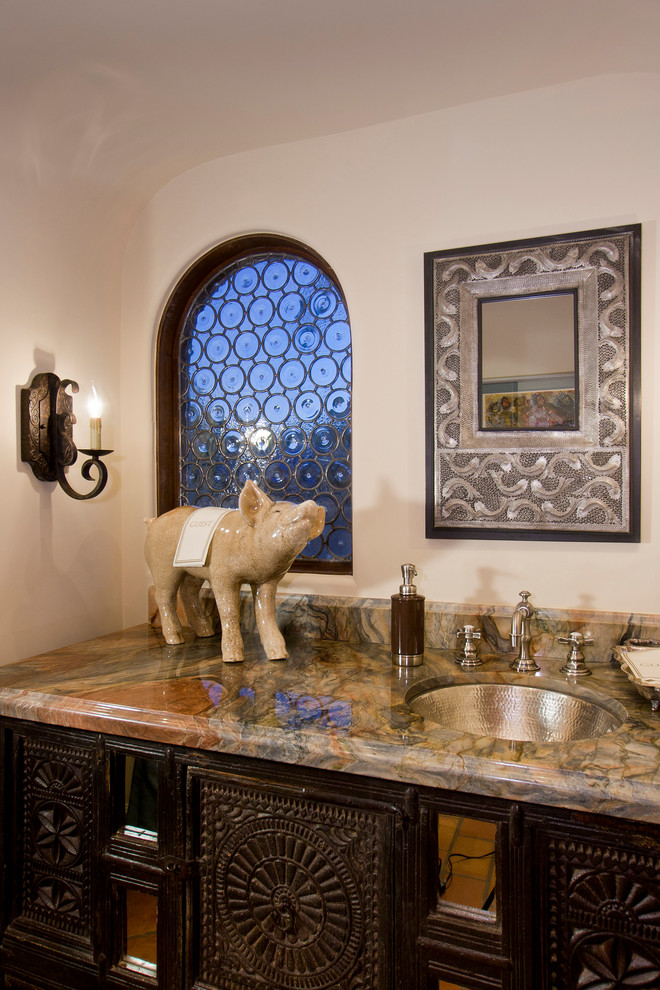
186,765,398,990
537,822,660,989
1,724,100,988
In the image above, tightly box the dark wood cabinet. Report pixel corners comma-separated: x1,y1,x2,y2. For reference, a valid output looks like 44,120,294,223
2,718,660,990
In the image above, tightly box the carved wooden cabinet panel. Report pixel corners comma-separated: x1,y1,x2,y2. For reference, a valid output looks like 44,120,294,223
1,724,100,987
536,820,660,990
187,766,397,990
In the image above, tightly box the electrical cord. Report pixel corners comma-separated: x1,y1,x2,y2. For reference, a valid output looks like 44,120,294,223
437,849,496,904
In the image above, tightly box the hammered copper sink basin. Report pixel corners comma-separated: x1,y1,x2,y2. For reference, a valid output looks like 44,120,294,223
406,675,627,744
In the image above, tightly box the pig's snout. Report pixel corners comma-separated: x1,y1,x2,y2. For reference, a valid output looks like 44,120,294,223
288,501,325,541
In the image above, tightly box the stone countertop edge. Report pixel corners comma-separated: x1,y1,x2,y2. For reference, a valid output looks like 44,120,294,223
0,622,660,825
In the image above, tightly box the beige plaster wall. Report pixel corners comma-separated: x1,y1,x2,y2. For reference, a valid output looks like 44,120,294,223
0,77,126,664
121,73,660,622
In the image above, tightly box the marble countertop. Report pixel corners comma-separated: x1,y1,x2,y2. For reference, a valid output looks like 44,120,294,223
1,624,660,824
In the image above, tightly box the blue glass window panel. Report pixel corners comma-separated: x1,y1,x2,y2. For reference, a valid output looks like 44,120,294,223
178,253,352,566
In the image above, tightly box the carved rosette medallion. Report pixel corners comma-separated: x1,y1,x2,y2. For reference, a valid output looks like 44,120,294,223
20,737,93,938
197,778,386,989
546,837,660,988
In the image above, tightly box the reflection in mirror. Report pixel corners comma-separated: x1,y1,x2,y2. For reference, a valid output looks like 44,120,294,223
123,756,159,836
436,814,497,917
123,886,158,976
479,292,577,431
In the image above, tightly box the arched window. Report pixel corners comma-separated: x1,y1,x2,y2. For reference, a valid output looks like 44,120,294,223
156,234,352,574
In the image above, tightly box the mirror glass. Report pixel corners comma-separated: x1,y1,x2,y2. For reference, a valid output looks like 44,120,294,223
479,292,577,430
436,813,498,918
123,886,158,976
124,756,159,836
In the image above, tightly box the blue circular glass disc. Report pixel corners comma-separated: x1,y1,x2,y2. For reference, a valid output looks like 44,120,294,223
296,460,323,489
326,389,350,418
310,356,338,387
194,304,216,332
295,392,323,421
209,279,228,299
293,261,318,286
192,368,216,394
181,463,203,489
327,460,351,489
328,528,351,557
220,366,245,393
248,297,274,326
279,359,305,388
206,398,229,426
264,327,290,356
310,289,337,318
219,300,244,328
300,536,323,558
325,321,351,351
264,394,291,423
249,428,276,457
341,355,352,383
316,493,339,523
310,425,338,454
207,464,231,491
233,265,259,293
191,431,217,459
234,331,260,359
206,334,230,362
182,400,202,428
237,462,261,486
221,431,245,457
235,397,260,425
278,292,305,322
249,362,275,391
294,325,320,352
342,498,352,522
342,426,351,450
264,461,291,490
182,337,202,363
263,261,289,289
280,427,306,455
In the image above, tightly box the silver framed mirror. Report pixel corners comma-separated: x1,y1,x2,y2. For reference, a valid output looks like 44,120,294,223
424,225,641,541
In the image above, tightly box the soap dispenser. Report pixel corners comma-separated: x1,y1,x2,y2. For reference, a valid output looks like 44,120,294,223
391,563,425,666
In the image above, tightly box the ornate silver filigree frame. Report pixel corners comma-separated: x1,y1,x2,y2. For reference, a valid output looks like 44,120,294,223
424,225,641,541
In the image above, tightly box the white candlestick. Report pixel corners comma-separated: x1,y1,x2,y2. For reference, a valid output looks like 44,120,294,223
88,386,103,450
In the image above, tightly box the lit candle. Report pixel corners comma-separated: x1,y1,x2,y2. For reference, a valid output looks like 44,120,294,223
88,385,103,450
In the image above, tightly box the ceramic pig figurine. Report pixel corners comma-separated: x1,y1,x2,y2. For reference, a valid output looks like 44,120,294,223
144,480,325,662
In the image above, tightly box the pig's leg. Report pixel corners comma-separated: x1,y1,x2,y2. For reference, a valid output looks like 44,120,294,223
151,570,186,645
252,580,288,660
210,579,245,662
179,574,216,638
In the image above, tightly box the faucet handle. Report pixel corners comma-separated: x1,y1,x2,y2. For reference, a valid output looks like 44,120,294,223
558,631,593,676
457,624,481,642
455,624,483,668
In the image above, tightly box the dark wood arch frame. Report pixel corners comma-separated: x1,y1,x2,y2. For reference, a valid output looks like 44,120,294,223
155,232,352,574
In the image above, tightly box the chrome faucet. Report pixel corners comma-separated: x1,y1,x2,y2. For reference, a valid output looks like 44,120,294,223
510,591,539,672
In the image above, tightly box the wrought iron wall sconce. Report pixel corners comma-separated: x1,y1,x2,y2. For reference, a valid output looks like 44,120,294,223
21,372,113,500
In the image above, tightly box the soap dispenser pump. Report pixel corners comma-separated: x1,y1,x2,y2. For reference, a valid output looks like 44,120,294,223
391,563,425,666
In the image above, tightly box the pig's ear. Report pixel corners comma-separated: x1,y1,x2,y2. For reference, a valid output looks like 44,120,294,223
239,479,272,527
